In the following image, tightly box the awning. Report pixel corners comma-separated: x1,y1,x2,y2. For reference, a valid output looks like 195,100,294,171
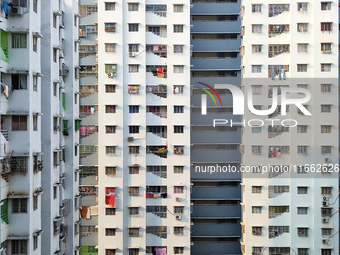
7,235,29,240
33,230,43,236
33,72,44,77
32,32,43,38
53,10,62,16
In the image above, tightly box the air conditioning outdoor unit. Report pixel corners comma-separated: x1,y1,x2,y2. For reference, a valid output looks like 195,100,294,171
322,200,329,207
129,52,136,58
127,137,134,142
322,217,329,223
176,197,181,202
322,239,328,244
108,72,117,78
12,6,24,16
325,158,331,163
175,215,182,221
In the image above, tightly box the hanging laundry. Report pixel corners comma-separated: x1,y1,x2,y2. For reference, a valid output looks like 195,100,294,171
86,207,91,219
3,1,8,19
80,206,89,219
156,248,167,255
80,126,86,136
109,195,115,207
153,45,159,51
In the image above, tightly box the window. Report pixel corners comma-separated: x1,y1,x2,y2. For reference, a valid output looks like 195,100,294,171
129,105,139,113
174,126,184,133
297,2,308,11
128,23,139,32
173,4,184,12
53,48,57,62
174,247,184,254
105,43,116,52
12,33,27,48
129,146,140,155
129,44,139,52
252,226,262,235
33,235,38,250
252,25,262,33
321,228,332,236
252,206,262,213
106,85,116,93
105,23,116,32
33,0,38,13
173,85,184,94
321,249,332,255
252,146,262,155
321,43,331,53
252,45,262,53
321,125,331,134
297,64,307,72
12,198,27,213
106,249,116,255
174,166,184,173
12,74,27,90
174,25,184,33
106,126,116,134
297,146,307,154
128,3,138,11
174,106,184,113
105,228,116,236
321,2,331,10
321,64,331,72
174,65,184,73
105,105,116,113
321,146,332,154
297,23,308,32
129,166,139,174
129,187,139,196
106,208,116,215
106,146,116,155
12,240,27,255
129,126,139,134
129,65,139,73
33,196,38,210
129,249,139,255
174,186,184,193
32,76,37,91
33,36,37,52
297,43,308,53
252,4,261,12
251,65,262,73
33,116,38,131
12,116,27,131
129,207,139,216
321,105,331,113
321,22,332,32
106,167,116,175
297,207,308,215
251,85,262,94
53,186,57,199
321,187,332,195
252,186,262,193
129,228,140,237
105,2,115,11
297,228,308,237
297,187,308,194
174,226,184,236
174,45,184,53
174,206,184,214
53,14,57,28
321,84,331,92
298,248,309,255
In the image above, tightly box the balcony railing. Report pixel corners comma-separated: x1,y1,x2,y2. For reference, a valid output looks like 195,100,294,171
268,24,289,38
146,85,167,98
146,146,168,158
146,45,167,58
146,65,167,78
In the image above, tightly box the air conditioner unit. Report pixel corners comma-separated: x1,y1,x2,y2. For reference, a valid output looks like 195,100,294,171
176,197,181,202
325,158,331,163
11,6,24,16
322,217,329,223
175,215,182,221
127,137,134,142
322,239,328,244
108,72,117,78
129,52,136,58
323,196,329,201
322,201,329,207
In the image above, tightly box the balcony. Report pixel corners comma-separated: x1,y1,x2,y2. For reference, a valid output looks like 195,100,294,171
146,226,167,239
146,106,167,118
146,45,167,58
268,186,289,198
79,105,98,118
268,44,290,58
146,146,168,158
79,65,97,77
80,125,98,138
268,25,289,38
269,226,289,239
146,206,167,218
269,247,290,255
268,146,290,158
146,25,167,38
269,206,289,219
146,85,167,98
146,186,167,199
146,126,167,138
80,85,98,99
268,65,289,79
146,4,167,17
268,125,289,138
79,186,98,196
146,65,167,78
79,145,98,158
268,4,290,17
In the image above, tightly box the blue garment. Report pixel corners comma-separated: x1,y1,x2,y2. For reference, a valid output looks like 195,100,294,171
3,1,8,19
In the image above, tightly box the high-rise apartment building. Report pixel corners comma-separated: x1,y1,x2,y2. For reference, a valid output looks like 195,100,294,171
78,0,191,254
240,1,339,255
190,0,242,254
0,0,79,254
